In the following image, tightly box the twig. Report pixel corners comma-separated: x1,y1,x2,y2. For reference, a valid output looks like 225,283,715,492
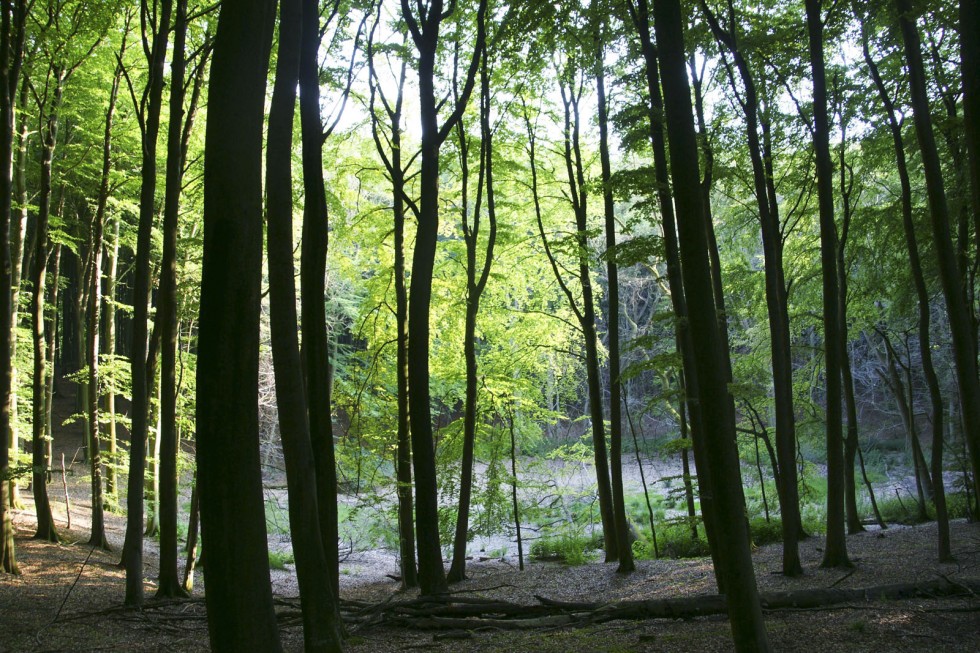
36,545,99,646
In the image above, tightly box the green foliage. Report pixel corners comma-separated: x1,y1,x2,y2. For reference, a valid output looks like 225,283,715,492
529,531,602,565
268,551,295,570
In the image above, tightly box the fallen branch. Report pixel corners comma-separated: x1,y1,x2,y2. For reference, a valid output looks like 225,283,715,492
362,578,980,631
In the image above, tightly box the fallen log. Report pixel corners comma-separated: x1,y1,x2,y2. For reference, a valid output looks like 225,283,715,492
363,578,980,631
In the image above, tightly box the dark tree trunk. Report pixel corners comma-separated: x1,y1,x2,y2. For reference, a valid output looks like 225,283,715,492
267,0,343,647
0,0,26,574
963,0,980,246
156,0,189,598
862,22,950,559
897,0,980,503
836,139,865,536
400,0,486,596
367,35,416,588
805,0,850,569
87,29,126,550
299,0,340,601
652,0,771,647
31,66,65,545
627,0,723,589
196,0,281,649
448,38,497,583
596,23,633,573
123,0,173,606
700,1,803,575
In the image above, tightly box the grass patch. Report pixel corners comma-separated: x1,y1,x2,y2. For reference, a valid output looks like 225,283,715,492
530,531,602,565
268,550,294,570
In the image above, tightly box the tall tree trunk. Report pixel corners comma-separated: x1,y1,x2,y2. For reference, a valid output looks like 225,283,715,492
267,0,343,647
897,0,980,502
627,0,723,589
700,1,803,574
596,22,633,573
122,0,173,607
862,22,950,559
299,0,341,601
448,39,497,582
87,30,126,550
805,0,850,569
156,0,188,598
963,0,980,246
367,35,416,588
31,65,65,545
7,76,29,511
104,217,120,499
400,0,486,596
197,0,281,648
0,0,26,574
652,0,771,647
837,137,865,536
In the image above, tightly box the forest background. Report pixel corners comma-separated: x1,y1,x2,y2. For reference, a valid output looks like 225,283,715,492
0,0,979,651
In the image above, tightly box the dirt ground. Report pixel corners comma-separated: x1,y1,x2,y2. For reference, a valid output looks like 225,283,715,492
1,482,978,652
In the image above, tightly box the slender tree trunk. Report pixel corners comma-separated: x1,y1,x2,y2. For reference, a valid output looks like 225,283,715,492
0,0,26,573
31,66,66,545
123,0,173,607
368,38,417,588
197,0,281,648
7,76,29,512
862,22,950,558
627,0,723,588
156,0,189,598
299,0,340,601
700,2,803,574
596,26,633,573
805,0,850,569
898,0,980,503
267,0,343,646
837,140,865,535
182,475,199,592
449,40,497,582
400,0,486,595
104,217,120,499
653,0,771,646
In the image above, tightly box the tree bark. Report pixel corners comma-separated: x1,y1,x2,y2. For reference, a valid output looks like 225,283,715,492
595,20,633,573
156,0,189,598
805,0,850,569
448,39,497,583
31,65,65,545
862,21,950,559
266,0,344,647
400,0,486,596
367,32,417,588
700,0,803,574
122,0,173,606
196,0,281,649
652,0,771,647
299,0,340,601
897,0,980,503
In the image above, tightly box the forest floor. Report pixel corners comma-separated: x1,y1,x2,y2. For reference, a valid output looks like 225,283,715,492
1,388,979,651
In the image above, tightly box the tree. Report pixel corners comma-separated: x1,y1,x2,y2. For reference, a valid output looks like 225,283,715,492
400,0,487,596
448,27,497,583
805,0,850,570
367,21,417,589
859,8,951,560
122,0,172,606
266,0,343,646
651,0,771,647
196,0,280,648
896,0,980,503
595,6,633,573
0,0,26,575
699,0,803,575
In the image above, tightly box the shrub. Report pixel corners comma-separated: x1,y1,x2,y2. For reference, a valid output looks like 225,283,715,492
748,516,783,546
529,531,601,565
